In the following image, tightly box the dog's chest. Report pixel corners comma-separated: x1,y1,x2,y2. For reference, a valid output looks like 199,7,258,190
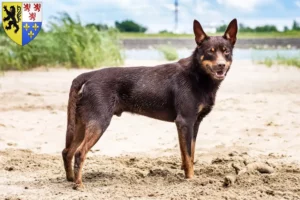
194,87,217,116
197,96,215,116
197,103,211,114
197,104,205,113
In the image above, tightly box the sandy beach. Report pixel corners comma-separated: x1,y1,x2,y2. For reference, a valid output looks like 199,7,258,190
0,60,300,200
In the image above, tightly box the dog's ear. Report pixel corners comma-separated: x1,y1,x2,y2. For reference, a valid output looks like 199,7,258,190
223,18,238,46
193,19,208,45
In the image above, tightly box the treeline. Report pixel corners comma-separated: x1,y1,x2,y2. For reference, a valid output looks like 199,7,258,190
87,20,147,32
0,19,147,33
82,19,300,33
81,19,300,33
217,20,300,33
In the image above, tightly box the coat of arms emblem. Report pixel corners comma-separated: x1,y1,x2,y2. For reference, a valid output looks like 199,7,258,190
2,2,42,46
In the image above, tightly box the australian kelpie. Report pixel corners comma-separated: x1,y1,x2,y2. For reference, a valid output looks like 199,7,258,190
62,19,238,189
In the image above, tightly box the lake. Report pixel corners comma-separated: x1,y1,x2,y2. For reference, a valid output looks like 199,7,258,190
124,48,300,61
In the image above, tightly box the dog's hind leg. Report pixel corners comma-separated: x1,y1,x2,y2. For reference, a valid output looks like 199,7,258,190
72,119,110,190
62,121,85,182
73,106,113,190
175,115,194,179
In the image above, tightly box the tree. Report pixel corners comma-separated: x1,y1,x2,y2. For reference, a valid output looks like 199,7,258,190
216,24,227,32
255,25,278,32
86,23,109,31
159,30,174,34
239,23,254,32
284,26,289,32
292,20,300,31
115,20,147,32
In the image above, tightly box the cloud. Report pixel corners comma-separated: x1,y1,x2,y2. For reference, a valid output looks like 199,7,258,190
295,0,300,8
164,3,178,11
216,0,274,12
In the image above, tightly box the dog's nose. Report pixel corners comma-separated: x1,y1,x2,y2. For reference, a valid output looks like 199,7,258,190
217,60,226,68
217,63,225,68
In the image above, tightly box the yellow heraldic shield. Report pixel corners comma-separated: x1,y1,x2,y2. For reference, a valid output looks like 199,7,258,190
2,2,22,45
2,2,43,46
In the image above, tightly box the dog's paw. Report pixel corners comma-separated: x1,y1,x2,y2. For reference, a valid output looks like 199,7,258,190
66,174,75,182
73,183,85,191
67,177,74,182
184,169,194,179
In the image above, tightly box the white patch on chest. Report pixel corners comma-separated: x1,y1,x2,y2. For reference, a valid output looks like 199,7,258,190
198,104,204,113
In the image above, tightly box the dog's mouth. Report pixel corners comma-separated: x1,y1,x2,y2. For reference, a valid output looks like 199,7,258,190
214,70,226,79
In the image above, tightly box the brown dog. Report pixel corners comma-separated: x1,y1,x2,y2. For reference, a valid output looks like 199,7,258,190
62,19,238,189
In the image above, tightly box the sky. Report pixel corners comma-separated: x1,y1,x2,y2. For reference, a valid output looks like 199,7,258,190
2,0,300,33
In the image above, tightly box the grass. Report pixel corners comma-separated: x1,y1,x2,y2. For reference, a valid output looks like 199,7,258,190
120,31,300,39
263,58,274,67
0,13,124,71
156,45,178,61
260,55,300,68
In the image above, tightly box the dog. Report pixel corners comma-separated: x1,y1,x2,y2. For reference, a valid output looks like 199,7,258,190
62,18,238,189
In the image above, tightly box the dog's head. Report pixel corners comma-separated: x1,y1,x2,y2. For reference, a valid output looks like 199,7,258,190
193,19,238,81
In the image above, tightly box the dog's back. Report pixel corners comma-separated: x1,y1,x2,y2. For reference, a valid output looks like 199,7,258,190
77,61,192,122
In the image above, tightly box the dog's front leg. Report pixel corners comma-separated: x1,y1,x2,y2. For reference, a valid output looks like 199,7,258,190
175,116,194,179
191,118,201,165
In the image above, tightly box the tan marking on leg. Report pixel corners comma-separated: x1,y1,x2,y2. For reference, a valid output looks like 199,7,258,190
73,121,103,190
200,55,204,61
62,148,73,181
177,128,186,170
191,139,196,165
185,154,194,178
65,122,85,182
192,120,201,169
178,130,194,179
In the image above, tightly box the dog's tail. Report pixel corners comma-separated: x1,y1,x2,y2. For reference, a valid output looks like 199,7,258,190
65,71,94,147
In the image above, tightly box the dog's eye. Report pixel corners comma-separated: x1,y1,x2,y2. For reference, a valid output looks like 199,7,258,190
207,48,215,54
223,47,230,55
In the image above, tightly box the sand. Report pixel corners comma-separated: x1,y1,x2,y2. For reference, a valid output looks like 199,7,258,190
0,60,300,199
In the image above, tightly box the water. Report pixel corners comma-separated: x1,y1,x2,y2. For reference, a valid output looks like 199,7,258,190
124,48,300,61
